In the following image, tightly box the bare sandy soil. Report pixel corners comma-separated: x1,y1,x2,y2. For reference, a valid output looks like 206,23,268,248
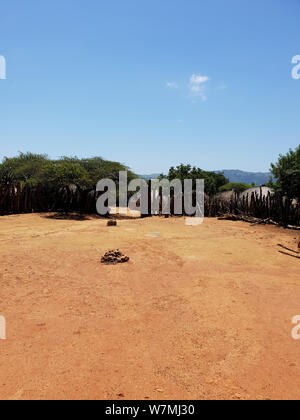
0,213,299,400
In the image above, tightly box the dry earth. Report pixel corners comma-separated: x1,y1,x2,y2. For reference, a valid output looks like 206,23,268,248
0,213,299,400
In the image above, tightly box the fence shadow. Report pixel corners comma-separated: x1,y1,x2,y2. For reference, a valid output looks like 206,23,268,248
277,244,299,254
43,213,97,221
278,250,300,259
42,212,139,222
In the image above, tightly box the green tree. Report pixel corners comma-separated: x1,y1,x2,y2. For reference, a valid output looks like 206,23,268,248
43,161,91,189
0,152,49,186
57,156,137,188
0,152,138,191
271,146,300,199
160,164,229,196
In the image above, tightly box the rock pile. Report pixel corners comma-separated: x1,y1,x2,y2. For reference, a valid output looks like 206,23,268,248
101,250,130,265
107,220,117,226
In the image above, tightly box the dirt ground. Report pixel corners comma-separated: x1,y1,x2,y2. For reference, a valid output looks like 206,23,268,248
0,213,300,400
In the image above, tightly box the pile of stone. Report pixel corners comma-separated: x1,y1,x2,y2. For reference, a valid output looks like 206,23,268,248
101,249,130,265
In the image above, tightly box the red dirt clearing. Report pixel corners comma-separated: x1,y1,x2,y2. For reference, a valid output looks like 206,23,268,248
0,213,299,400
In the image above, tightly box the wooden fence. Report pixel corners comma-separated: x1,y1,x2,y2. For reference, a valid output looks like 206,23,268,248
206,191,300,226
0,184,98,215
0,184,299,227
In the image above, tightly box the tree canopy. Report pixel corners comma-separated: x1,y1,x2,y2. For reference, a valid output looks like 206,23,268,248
159,164,229,196
271,145,300,199
0,153,137,189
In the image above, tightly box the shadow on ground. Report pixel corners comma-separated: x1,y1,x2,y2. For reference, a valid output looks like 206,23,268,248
41,212,140,221
277,243,300,259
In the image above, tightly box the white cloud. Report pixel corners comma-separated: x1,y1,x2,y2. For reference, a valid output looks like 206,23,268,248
189,74,210,101
166,81,178,89
190,74,209,85
165,74,214,102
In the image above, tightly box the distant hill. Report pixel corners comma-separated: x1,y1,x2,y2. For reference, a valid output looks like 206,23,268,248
140,170,272,186
139,174,160,180
215,170,272,186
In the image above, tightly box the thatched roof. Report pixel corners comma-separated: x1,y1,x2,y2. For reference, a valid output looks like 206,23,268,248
240,186,274,199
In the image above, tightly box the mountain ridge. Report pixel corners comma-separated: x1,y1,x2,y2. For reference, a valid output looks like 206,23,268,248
215,170,272,185
139,170,272,186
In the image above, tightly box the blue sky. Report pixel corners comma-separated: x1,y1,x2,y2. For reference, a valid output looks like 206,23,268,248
0,0,299,174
